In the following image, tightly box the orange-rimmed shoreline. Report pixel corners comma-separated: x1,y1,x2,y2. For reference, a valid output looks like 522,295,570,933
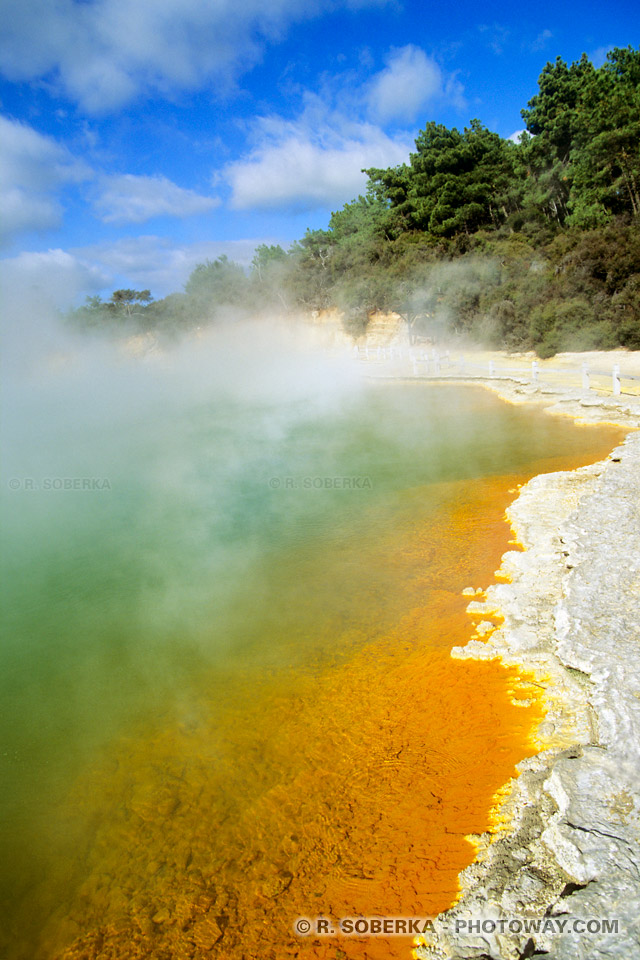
410,375,640,960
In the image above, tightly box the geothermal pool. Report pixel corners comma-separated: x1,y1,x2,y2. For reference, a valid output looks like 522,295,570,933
0,348,624,960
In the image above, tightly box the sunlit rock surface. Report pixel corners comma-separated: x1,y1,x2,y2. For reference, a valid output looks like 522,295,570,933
420,391,640,960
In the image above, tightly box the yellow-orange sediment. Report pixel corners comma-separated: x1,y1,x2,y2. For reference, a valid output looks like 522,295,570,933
37,434,623,960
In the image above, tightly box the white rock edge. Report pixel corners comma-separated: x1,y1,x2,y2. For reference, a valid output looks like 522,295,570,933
415,379,640,960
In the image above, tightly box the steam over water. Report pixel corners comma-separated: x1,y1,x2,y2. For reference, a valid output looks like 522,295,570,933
0,322,624,959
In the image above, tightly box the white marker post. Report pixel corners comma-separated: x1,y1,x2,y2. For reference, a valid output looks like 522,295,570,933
582,362,590,391
489,360,495,377
613,364,621,396
532,360,539,383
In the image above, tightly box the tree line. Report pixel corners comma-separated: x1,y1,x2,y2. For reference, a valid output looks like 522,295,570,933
68,47,640,356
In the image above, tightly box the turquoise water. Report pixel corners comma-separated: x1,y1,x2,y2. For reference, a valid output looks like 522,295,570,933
0,338,622,958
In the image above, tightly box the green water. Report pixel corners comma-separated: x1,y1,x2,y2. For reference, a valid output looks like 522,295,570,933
0,351,621,958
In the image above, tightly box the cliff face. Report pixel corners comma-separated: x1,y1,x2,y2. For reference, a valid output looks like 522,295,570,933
359,311,408,347
301,309,408,350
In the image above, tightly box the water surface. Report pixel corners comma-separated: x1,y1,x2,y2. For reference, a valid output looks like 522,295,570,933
0,356,624,959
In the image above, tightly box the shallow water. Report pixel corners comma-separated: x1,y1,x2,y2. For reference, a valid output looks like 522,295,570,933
0,366,624,960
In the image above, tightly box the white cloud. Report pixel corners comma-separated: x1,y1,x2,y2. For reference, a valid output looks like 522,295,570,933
0,235,277,317
478,23,510,56
442,73,467,112
531,29,553,53
367,46,444,123
0,0,390,113
590,45,614,68
74,235,269,297
226,121,410,211
508,129,526,143
0,115,91,245
93,174,220,224
0,248,109,310
222,41,468,212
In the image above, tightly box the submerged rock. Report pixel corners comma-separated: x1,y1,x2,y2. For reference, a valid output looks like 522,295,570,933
189,915,223,949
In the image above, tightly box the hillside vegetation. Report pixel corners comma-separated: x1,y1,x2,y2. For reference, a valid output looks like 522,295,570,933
69,48,640,357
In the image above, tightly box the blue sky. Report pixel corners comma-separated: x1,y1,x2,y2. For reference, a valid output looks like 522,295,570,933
0,0,638,306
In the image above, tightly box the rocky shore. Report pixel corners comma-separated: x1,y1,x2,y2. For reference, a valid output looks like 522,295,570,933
414,378,640,960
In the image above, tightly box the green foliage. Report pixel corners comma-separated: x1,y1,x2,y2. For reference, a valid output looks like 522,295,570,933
68,46,639,353
520,48,640,228
366,120,520,238
567,48,640,225
110,289,153,313
183,256,249,318
65,290,155,332
251,244,287,276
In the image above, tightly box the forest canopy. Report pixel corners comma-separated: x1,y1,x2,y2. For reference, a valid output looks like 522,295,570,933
68,47,640,357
